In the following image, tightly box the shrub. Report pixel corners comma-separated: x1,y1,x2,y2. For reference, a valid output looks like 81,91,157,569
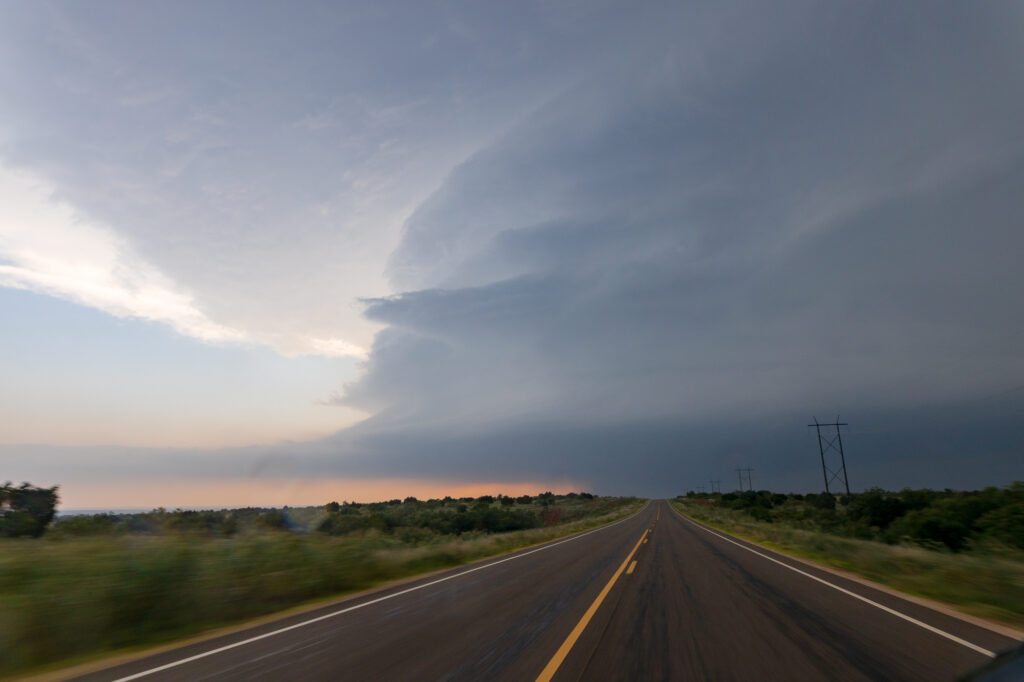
746,507,772,522
0,483,59,538
847,488,907,530
257,510,289,531
976,502,1024,549
813,492,837,510
888,508,970,551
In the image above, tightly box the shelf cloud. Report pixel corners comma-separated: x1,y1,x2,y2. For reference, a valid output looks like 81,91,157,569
1,1,1022,500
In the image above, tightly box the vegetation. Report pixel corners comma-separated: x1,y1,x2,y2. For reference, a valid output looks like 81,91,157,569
677,484,1024,551
0,482,58,538
671,484,1024,627
0,491,639,677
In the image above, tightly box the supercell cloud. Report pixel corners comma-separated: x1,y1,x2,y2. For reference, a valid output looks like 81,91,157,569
1,1,1022,499
331,2,1024,492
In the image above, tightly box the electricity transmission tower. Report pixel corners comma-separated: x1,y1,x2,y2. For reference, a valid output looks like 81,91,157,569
735,468,753,492
809,416,851,496
709,480,721,494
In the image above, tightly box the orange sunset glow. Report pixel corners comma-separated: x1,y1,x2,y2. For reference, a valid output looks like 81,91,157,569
57,478,584,510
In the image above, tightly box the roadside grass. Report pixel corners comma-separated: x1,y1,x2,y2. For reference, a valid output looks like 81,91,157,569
0,498,643,679
670,499,1024,629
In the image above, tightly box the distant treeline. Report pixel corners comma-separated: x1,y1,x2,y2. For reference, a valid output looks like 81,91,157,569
680,484,1024,552
49,491,599,539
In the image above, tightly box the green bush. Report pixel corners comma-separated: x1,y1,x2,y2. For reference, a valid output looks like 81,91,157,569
0,483,58,538
812,491,836,510
690,483,1024,551
746,507,771,522
977,502,1024,549
887,507,971,551
846,488,906,530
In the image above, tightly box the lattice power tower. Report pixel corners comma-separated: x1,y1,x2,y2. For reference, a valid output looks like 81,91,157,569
809,416,851,496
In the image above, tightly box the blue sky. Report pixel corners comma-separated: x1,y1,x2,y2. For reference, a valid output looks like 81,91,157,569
1,1,1022,506
1,286,361,448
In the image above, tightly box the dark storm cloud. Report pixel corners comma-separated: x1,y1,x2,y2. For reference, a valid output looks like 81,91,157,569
328,1,1024,491
6,388,1020,497
5,1,1021,496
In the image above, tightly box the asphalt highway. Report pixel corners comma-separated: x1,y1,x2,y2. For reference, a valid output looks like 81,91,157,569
72,501,1020,681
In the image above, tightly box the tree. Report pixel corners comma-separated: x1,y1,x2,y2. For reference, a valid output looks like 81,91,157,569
0,482,59,537
977,502,1024,549
813,491,837,510
888,507,970,551
847,488,906,530
257,509,289,531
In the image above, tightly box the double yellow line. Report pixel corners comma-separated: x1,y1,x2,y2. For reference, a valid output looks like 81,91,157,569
535,526,651,681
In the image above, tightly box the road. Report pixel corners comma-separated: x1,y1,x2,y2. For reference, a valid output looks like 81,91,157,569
72,501,1019,681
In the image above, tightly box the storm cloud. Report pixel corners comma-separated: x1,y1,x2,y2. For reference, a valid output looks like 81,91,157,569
2,1,1022,499
314,1,1024,492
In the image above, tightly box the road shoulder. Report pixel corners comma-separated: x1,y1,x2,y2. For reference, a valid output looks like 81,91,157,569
668,501,1024,644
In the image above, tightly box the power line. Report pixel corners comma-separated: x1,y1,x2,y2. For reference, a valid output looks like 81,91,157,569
809,416,851,496
735,467,753,492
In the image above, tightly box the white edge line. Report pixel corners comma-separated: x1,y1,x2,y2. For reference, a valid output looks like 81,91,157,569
111,502,651,681
668,503,997,659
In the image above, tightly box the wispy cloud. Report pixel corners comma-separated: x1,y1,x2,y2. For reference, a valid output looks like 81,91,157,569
0,164,246,344
308,336,369,360
0,164,369,358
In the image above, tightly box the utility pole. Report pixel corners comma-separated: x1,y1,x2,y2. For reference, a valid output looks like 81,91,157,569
735,468,753,492
710,480,721,494
809,416,851,496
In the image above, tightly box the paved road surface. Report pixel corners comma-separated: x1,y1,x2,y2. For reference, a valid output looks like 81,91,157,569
73,501,1019,681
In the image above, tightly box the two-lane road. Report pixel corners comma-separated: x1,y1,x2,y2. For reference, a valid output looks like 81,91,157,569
73,501,1019,681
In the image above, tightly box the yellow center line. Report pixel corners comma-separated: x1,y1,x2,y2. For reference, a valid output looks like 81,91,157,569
626,560,637,575
535,529,649,682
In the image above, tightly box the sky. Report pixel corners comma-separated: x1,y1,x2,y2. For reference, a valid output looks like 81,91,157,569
2,1,1022,508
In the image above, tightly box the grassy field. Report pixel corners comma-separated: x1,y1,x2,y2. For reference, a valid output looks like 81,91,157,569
0,495,642,678
670,498,1024,629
